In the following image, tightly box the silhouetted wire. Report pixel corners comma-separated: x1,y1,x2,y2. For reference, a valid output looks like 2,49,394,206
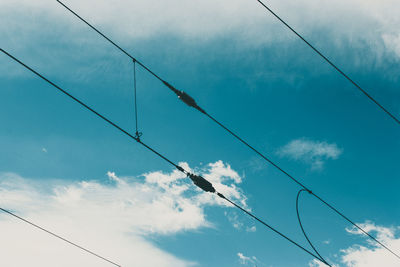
0,207,121,267
1,48,325,264
254,0,399,125
296,190,330,266
55,1,400,261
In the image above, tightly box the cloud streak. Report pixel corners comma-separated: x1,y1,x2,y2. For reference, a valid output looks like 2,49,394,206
278,138,342,170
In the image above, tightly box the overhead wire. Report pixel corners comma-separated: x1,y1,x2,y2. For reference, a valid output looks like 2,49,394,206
54,0,400,261
254,0,400,126
0,207,121,267
0,48,328,265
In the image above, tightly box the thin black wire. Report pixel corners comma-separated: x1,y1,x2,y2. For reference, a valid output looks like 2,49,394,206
296,190,330,266
54,1,400,260
0,207,121,267
1,48,325,263
255,0,400,126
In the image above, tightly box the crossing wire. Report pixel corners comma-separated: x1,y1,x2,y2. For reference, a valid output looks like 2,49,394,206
0,48,328,266
54,0,400,261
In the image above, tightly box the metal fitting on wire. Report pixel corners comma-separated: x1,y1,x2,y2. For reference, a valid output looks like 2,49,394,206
187,173,216,193
162,81,206,114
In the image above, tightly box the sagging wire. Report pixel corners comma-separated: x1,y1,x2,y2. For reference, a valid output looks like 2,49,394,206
296,189,331,266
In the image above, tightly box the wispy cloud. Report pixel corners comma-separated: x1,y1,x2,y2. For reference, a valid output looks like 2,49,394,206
246,226,257,232
225,211,243,230
238,252,264,266
278,138,342,170
0,161,246,266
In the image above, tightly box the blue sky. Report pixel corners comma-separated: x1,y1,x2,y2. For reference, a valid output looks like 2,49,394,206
1,0,400,266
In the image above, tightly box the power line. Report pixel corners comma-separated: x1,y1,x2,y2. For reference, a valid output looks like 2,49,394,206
54,1,400,261
0,207,121,267
0,48,327,265
254,0,400,126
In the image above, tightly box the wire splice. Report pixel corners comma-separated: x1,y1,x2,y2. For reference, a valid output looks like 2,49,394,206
162,81,206,114
187,173,216,193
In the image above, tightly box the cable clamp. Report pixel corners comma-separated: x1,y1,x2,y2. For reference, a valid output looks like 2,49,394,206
135,131,142,141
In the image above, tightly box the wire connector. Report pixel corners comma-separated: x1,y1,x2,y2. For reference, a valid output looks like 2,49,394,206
188,173,216,193
135,131,143,141
162,80,206,114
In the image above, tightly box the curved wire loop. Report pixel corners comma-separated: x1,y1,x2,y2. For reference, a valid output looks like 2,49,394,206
296,189,331,266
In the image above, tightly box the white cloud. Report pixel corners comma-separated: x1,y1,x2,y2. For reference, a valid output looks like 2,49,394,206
278,138,342,170
237,252,262,266
225,211,243,230
246,226,257,232
307,222,400,267
308,259,339,267
0,161,246,267
341,222,400,267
